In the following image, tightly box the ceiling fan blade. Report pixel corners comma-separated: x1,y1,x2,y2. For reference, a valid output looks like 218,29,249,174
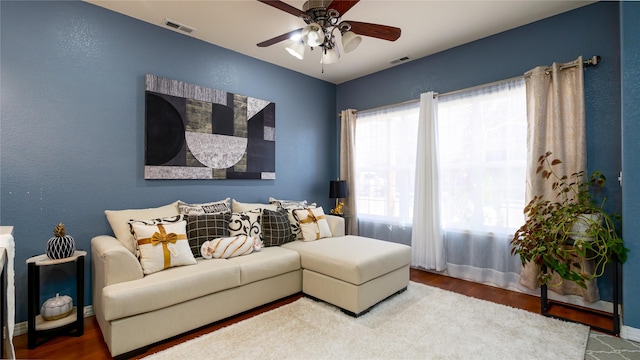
257,0,307,17
347,21,401,42
257,29,303,47
327,0,360,16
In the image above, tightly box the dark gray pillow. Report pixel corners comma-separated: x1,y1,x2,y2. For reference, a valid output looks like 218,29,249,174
261,209,295,247
186,213,231,257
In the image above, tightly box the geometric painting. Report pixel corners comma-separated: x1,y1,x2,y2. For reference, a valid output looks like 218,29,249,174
144,74,275,180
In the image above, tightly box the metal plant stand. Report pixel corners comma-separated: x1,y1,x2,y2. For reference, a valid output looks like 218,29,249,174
540,257,620,335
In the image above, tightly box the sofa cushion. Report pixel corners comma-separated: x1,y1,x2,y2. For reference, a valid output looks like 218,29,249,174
282,236,411,285
261,209,295,247
130,216,197,275
232,199,277,213
178,198,231,215
105,201,180,255
226,247,300,285
186,213,231,258
102,258,241,321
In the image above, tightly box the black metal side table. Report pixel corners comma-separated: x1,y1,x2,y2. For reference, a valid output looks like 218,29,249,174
26,250,85,349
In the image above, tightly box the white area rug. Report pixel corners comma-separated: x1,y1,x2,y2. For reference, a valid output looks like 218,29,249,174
143,282,589,360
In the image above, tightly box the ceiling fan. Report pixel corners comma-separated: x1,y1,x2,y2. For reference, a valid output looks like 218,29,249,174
256,0,401,66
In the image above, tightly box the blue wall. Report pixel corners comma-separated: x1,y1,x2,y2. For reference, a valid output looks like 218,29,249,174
0,1,336,323
621,1,640,330
337,2,638,328
2,0,638,333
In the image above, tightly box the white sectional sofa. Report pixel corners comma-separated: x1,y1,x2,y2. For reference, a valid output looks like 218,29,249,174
91,200,411,358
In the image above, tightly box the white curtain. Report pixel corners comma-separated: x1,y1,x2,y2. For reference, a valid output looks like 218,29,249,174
520,56,598,302
340,109,358,235
437,77,527,288
411,92,446,271
353,102,420,245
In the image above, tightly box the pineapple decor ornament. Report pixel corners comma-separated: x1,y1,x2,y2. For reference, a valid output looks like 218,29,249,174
46,223,76,259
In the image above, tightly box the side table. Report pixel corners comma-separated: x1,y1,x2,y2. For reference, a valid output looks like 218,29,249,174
26,250,85,349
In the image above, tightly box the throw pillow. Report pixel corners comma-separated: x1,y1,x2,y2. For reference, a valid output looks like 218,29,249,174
200,235,262,259
268,197,308,209
278,203,318,240
105,201,180,255
261,209,295,247
129,216,196,275
178,198,231,215
293,207,332,241
186,213,231,258
229,209,263,238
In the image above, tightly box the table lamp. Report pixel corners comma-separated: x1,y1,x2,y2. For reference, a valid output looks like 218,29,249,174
329,180,348,215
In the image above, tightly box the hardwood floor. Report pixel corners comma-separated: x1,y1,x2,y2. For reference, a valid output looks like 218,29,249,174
13,268,614,359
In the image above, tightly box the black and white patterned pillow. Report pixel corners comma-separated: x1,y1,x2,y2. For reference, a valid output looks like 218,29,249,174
268,197,322,240
229,209,262,239
186,213,231,258
269,197,310,209
262,209,295,247
277,204,318,240
178,198,231,215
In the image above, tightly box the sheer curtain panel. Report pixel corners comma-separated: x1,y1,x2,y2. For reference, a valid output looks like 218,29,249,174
411,92,446,271
354,102,420,245
437,77,527,288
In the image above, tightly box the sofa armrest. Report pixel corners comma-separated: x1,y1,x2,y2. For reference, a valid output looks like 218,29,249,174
91,235,143,287
325,215,346,237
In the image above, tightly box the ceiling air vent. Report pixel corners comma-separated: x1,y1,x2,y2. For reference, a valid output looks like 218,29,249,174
163,19,196,34
390,56,411,65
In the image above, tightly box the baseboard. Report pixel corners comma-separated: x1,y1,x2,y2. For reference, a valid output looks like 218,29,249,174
12,305,93,337
621,325,640,342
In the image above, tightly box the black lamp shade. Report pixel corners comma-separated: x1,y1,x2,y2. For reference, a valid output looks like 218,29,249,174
329,180,348,199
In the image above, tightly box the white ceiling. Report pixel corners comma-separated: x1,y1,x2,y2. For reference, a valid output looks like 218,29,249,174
84,0,595,84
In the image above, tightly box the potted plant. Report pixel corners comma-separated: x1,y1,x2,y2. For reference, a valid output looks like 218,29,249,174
511,152,628,289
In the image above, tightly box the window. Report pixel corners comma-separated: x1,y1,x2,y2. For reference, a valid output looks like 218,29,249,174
354,102,419,226
437,78,527,234
353,77,526,238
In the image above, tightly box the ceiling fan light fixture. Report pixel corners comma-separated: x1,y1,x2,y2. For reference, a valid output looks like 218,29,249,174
285,40,305,60
321,46,340,65
302,23,325,47
341,31,362,53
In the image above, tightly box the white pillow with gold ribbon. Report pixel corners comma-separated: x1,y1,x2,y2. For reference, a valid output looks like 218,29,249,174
131,218,196,275
200,235,263,259
293,207,332,241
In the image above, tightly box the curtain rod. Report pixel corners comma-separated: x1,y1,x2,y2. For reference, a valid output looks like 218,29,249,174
525,55,600,77
339,55,600,116
339,100,418,117
565,55,600,69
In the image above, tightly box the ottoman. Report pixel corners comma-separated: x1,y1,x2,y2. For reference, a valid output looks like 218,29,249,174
283,236,411,316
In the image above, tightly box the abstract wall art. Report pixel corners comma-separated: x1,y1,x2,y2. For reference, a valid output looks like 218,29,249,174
144,74,275,179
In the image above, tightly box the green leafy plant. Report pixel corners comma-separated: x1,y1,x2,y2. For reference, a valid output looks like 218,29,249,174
510,152,628,288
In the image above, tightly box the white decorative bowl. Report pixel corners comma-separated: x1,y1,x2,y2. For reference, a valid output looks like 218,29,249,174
41,293,73,321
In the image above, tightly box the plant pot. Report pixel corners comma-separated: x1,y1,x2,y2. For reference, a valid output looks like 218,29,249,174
570,213,602,242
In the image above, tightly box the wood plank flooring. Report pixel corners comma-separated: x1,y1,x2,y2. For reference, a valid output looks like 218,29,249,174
13,268,613,359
